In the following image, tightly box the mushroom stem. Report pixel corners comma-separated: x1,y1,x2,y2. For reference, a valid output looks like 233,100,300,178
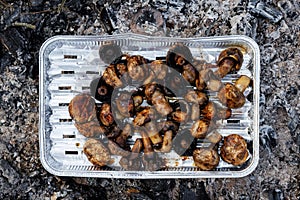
160,130,173,153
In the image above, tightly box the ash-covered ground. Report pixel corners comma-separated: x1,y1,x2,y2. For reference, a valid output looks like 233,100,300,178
0,0,299,199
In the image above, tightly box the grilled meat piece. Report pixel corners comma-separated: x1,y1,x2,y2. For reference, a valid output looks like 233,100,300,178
74,121,108,138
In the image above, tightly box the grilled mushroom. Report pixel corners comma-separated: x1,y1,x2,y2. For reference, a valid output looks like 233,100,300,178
184,90,208,105
127,55,148,81
83,138,111,167
220,134,248,166
102,64,123,88
193,148,220,170
159,130,173,153
166,44,193,70
115,123,132,148
215,47,243,78
218,83,246,109
99,43,122,64
90,77,114,102
99,103,114,126
129,138,143,160
190,119,210,139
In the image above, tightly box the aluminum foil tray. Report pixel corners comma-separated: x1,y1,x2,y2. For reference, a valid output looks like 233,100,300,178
39,34,260,178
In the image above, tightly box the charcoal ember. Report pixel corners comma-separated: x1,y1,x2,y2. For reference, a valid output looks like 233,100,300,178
0,28,26,54
130,7,164,36
248,0,283,23
268,188,284,200
100,7,115,34
260,125,278,152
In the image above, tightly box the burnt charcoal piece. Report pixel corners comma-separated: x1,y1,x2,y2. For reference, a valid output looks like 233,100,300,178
130,7,164,35
248,0,283,23
99,43,122,64
90,77,114,102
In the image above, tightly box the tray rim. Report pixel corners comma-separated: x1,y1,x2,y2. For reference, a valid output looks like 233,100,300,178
39,33,260,179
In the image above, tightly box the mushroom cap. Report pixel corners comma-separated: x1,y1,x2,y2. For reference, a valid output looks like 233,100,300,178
218,83,246,109
217,47,243,71
220,134,249,166
166,43,193,69
193,148,220,170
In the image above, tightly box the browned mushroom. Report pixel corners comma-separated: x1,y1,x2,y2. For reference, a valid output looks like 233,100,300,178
107,140,130,157
201,101,216,120
191,103,200,121
206,131,222,144
115,92,133,117
133,107,155,126
99,103,114,126
141,131,154,159
199,69,222,92
144,121,163,145
151,90,173,116
170,110,188,123
234,75,251,93
166,44,193,70
102,64,123,87
90,77,113,102
184,90,208,105
115,123,132,148
99,43,122,64
215,47,243,78
190,119,210,139
220,134,248,166
193,148,220,170
127,55,148,81
83,138,112,167
129,138,143,160
182,63,198,85
159,130,173,153
218,83,246,109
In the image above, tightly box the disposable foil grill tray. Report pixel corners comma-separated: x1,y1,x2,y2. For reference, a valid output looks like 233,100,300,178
39,34,260,178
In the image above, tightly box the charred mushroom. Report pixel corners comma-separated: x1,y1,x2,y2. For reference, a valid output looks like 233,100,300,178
193,148,220,170
99,103,114,126
220,134,248,166
83,138,111,167
215,47,243,78
166,44,193,70
190,119,210,139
